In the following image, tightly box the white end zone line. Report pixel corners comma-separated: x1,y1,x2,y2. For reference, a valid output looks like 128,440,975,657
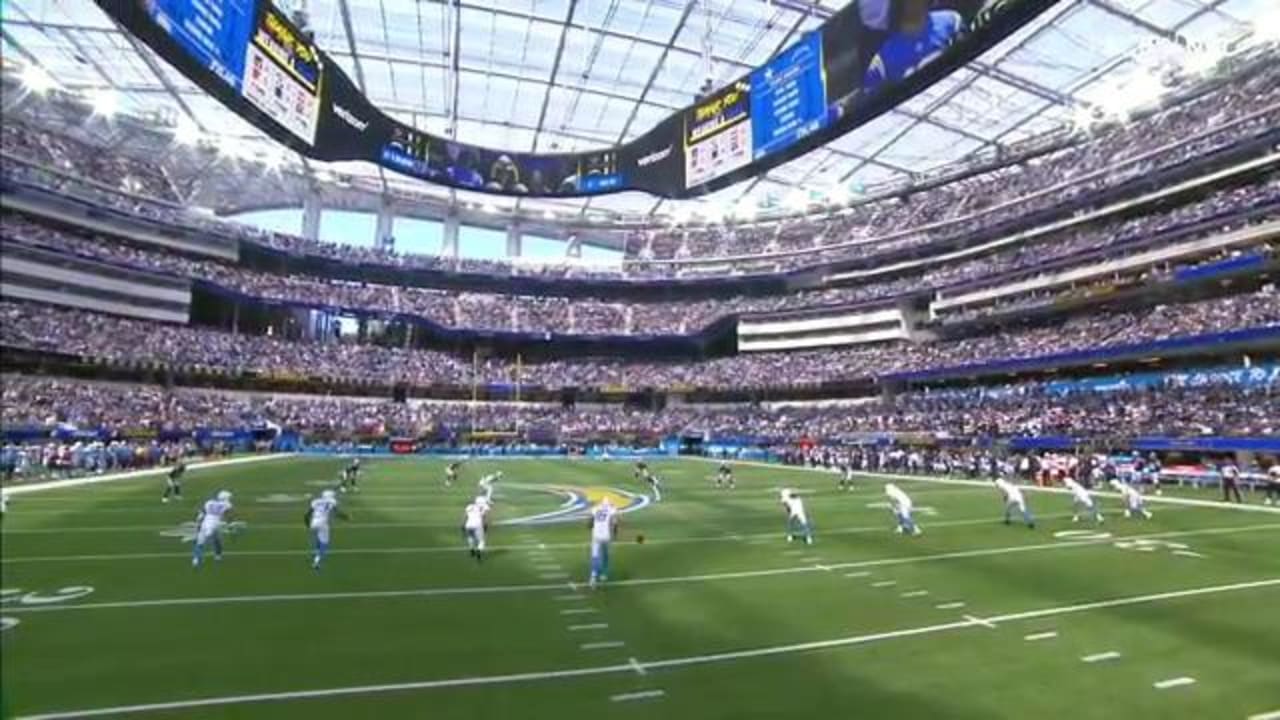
703,458,1280,515
2,454,298,496
16,578,1279,720
8,523,1278,614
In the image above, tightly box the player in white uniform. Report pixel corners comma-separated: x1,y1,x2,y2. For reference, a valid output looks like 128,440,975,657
1109,479,1152,519
192,490,233,567
306,490,349,569
462,499,487,562
885,483,922,535
478,472,502,503
780,489,814,544
1064,477,1104,524
588,499,619,588
994,478,1035,528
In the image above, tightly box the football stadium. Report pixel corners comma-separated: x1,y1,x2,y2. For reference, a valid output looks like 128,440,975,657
1,0,1279,717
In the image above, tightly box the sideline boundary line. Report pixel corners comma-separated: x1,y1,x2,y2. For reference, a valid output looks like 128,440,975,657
6,522,1276,614
16,578,1279,719
3,454,298,496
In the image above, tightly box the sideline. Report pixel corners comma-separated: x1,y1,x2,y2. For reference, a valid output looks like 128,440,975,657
702,458,1280,515
16,577,1280,719
6,522,1275,612
2,454,299,496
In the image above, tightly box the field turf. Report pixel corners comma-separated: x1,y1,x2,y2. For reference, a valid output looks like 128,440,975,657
2,455,1278,719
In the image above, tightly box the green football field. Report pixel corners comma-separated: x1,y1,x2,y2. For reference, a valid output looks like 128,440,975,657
2,455,1278,720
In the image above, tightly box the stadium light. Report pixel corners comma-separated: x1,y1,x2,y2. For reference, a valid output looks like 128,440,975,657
89,89,119,117
21,64,56,94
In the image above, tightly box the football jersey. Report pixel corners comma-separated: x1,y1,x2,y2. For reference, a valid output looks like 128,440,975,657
591,504,617,542
463,503,485,529
310,497,338,528
886,486,912,511
199,499,232,527
995,479,1023,504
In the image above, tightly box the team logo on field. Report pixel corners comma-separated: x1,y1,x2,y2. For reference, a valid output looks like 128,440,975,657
499,484,651,526
159,521,248,542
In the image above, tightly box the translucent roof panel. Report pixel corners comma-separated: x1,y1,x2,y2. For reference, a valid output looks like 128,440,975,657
2,0,1273,222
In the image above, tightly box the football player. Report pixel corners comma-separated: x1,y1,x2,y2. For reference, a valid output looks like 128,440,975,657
994,477,1035,528
780,489,814,545
462,497,488,562
588,498,619,588
1109,479,1152,520
162,459,186,503
192,490,233,567
716,462,735,489
305,489,349,570
1064,477,1104,524
885,483,922,536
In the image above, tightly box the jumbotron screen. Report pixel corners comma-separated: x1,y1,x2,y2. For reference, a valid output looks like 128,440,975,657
104,0,1052,198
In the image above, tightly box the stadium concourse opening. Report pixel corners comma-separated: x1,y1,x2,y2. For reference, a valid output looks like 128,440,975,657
2,0,1280,717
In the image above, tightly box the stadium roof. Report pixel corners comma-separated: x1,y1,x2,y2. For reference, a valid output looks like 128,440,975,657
2,0,1275,224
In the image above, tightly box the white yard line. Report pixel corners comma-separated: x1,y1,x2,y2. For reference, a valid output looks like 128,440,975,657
1024,631,1058,641
1153,677,1196,690
559,608,599,616
17,578,1278,720
935,602,966,610
567,624,608,632
2,454,297,496
580,642,626,650
1247,710,1280,720
901,590,930,598
844,571,872,578
871,581,898,588
610,690,665,703
628,658,647,676
963,614,998,629
8,523,1277,614
1081,651,1122,663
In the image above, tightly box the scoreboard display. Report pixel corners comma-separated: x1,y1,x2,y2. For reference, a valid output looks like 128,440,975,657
111,0,1050,199
683,81,753,189
146,0,321,146
750,31,828,161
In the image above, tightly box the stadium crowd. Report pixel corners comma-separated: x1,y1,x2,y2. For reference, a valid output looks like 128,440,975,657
4,289,1277,389
3,172,1275,336
3,373,1273,440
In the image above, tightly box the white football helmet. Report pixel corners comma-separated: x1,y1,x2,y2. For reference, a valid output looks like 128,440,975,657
322,490,337,501
216,490,232,502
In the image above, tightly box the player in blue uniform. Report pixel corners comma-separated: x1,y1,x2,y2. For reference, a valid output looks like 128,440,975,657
862,0,963,92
